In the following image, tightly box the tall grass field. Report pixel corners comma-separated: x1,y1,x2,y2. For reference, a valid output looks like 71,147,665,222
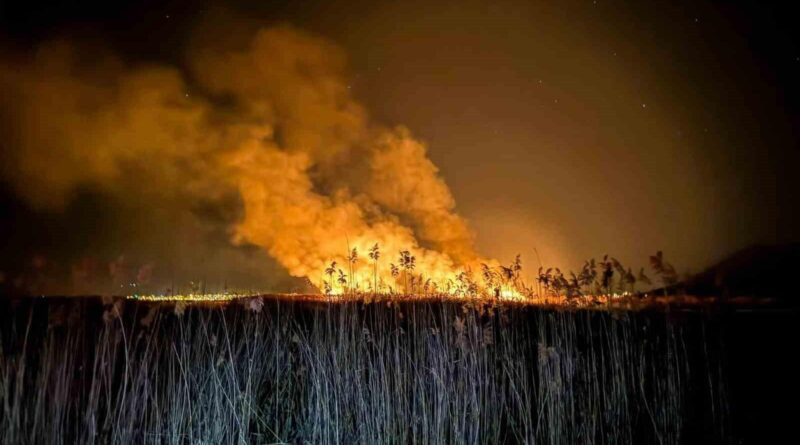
0,296,794,444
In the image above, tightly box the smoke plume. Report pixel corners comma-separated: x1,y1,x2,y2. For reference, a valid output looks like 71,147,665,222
0,25,483,294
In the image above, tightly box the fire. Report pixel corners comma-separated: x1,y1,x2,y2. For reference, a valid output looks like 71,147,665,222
0,25,530,299
499,289,526,300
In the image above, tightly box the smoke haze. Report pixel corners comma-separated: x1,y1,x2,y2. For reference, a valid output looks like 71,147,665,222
0,24,481,294
1,0,798,294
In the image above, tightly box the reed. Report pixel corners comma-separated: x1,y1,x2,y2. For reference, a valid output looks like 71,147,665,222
0,296,728,444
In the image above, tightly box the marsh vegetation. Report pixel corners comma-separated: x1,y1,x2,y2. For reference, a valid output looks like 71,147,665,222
0,296,730,444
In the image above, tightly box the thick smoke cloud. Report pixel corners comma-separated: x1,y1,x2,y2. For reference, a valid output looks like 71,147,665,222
0,25,482,294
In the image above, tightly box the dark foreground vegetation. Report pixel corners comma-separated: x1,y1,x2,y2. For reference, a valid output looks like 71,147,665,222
0,296,795,444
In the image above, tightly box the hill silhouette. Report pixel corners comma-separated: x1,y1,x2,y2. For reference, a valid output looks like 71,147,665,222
656,243,800,299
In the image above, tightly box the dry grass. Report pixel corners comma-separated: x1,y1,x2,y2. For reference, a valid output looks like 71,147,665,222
0,296,727,444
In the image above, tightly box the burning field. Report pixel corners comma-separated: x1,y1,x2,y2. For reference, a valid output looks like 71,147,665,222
1,2,799,444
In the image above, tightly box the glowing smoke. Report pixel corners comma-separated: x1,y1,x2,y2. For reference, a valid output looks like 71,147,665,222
0,25,484,293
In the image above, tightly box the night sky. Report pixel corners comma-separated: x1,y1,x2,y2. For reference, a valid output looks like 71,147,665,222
1,0,798,291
